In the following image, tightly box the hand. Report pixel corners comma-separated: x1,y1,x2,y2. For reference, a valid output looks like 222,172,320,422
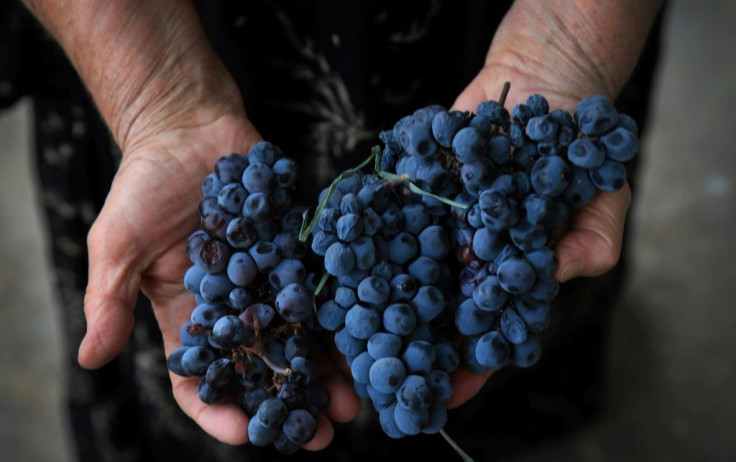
77,113,360,448
444,0,642,407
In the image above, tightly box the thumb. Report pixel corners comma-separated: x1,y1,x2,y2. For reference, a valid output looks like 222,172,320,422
78,214,142,369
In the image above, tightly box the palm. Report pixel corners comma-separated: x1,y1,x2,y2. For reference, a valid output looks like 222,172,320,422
78,116,359,447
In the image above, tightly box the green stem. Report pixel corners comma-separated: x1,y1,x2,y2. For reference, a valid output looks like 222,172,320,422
440,429,474,462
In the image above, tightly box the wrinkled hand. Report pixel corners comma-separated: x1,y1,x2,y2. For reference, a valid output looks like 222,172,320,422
77,114,360,447
446,63,632,408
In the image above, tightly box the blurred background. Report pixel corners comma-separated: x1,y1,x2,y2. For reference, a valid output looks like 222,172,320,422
1,0,735,461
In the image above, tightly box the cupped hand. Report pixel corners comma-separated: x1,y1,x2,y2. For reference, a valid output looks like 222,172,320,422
446,62,633,408
77,114,360,447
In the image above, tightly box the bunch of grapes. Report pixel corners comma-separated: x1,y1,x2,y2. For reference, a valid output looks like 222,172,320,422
167,142,329,454
312,170,459,437
166,86,639,454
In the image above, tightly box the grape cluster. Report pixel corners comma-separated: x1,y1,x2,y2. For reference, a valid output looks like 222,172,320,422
312,171,459,437
166,142,328,454
380,93,636,374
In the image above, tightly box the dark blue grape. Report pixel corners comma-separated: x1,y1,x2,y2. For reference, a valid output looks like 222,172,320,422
226,251,258,287
523,193,553,225
181,345,217,376
396,375,432,411
527,277,560,301
269,259,306,291
402,121,438,158
275,283,312,323
408,256,440,285
472,275,507,312
526,94,549,116
401,340,435,374
248,416,279,446
190,303,228,329
515,296,551,333
180,321,208,347
472,227,505,261
455,298,495,336
431,110,467,148
513,333,542,367
248,241,282,273
575,95,619,136
212,315,248,347
357,276,391,305
248,141,283,167
334,327,367,357
167,346,191,376
600,126,638,162
272,158,298,188
434,342,460,373
500,307,528,344
215,152,249,184
512,103,534,125
525,115,558,142
200,210,233,241
350,235,377,271
202,173,224,196
411,286,444,323
525,248,557,278
390,273,418,302
367,332,402,359
217,183,248,214
475,331,512,370
242,162,275,193
531,155,572,197
350,351,375,383
317,300,346,331
426,369,452,404
567,138,605,168
497,256,537,294
334,286,357,308
336,213,364,242
198,378,224,404
509,221,548,252
388,232,417,265
310,230,337,257
345,304,381,339
564,165,598,207
225,217,258,249
488,135,511,165
590,158,627,191
382,303,417,335
368,384,396,412
242,192,270,223
422,405,448,435
324,242,356,276
414,104,445,123
452,127,486,163
418,225,450,259
290,356,320,385
379,404,407,439
205,357,233,389
370,357,407,394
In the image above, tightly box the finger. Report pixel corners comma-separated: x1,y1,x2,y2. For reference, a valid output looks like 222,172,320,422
78,216,142,369
317,341,361,423
302,412,334,451
445,367,493,409
171,373,250,445
555,183,632,282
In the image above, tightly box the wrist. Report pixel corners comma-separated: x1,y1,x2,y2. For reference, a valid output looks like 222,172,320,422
24,0,247,152
483,0,663,109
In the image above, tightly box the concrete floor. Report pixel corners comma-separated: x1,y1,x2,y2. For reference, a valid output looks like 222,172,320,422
1,1,735,461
